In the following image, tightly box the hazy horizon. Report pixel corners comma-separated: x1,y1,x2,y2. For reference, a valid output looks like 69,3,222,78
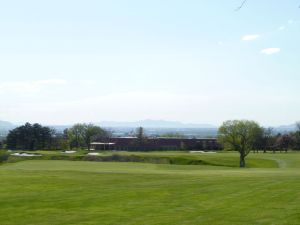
1,1,300,126
1,118,298,129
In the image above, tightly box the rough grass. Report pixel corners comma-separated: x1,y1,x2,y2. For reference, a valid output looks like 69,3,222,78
5,150,278,168
0,152,300,224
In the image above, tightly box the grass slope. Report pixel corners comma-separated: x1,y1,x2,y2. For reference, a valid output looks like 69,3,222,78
0,153,300,225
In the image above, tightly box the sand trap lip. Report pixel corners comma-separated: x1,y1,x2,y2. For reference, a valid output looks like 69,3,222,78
87,153,100,156
61,151,77,154
190,151,217,154
11,153,42,157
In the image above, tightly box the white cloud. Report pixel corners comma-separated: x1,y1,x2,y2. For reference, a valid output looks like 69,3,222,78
242,34,261,41
0,79,67,94
278,26,285,31
261,48,281,55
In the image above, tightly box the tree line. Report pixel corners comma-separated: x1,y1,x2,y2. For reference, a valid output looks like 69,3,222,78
2,123,147,151
3,123,110,151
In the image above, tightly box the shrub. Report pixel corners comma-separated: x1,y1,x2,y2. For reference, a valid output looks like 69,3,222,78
0,150,9,163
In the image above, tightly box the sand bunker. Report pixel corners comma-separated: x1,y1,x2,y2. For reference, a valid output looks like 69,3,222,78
87,152,100,156
11,153,42,157
190,151,216,154
62,151,76,154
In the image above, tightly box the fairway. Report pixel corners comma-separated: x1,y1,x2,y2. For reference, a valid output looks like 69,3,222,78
1,153,300,225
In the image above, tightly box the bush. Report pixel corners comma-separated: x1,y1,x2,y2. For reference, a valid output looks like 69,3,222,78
0,150,9,163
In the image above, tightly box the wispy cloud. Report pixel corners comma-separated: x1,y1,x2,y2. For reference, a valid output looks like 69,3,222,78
288,19,300,25
242,34,261,41
278,26,286,31
261,48,281,55
0,79,67,93
288,20,295,24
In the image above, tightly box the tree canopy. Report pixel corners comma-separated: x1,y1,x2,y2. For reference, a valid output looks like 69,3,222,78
218,120,262,167
6,123,54,150
66,123,108,150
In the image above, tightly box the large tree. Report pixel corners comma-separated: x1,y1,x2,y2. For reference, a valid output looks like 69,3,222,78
67,123,107,150
83,124,107,151
67,123,86,149
218,120,263,167
6,123,53,150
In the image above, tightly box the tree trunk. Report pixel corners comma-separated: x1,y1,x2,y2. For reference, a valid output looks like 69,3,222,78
240,152,246,168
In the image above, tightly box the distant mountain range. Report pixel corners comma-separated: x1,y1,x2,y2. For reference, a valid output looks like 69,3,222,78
0,120,15,128
97,120,217,128
0,119,299,135
0,121,15,137
276,124,298,132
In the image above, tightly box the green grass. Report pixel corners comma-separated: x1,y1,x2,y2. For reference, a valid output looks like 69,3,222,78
1,152,300,224
5,150,278,168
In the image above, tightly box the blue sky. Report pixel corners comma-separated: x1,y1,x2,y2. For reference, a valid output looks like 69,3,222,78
0,0,300,126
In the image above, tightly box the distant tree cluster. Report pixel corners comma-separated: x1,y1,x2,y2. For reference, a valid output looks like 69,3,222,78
251,123,300,153
5,123,109,151
6,123,54,150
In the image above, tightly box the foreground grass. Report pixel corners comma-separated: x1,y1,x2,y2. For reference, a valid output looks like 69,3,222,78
1,153,300,225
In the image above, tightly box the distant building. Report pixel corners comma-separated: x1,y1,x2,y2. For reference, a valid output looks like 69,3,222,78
90,142,115,151
90,137,221,151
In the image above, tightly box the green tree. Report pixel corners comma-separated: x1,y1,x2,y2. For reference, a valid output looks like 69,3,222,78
261,128,276,153
83,124,107,151
67,123,107,150
67,124,86,149
218,120,263,167
6,123,53,150
135,127,147,150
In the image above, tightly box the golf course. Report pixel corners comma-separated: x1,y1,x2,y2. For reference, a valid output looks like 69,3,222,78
0,151,300,225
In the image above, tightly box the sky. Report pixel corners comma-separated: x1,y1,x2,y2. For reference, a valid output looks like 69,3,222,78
0,0,300,126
